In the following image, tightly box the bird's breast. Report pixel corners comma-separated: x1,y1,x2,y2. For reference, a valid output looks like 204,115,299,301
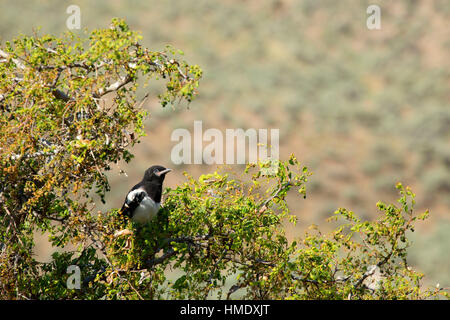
131,196,160,223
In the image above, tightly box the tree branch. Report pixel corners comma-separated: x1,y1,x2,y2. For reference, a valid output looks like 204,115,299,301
95,74,132,98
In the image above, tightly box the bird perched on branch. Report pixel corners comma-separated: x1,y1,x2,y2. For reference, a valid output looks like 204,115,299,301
115,165,171,237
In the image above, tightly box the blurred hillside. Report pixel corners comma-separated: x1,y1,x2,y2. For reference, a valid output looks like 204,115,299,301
1,0,448,288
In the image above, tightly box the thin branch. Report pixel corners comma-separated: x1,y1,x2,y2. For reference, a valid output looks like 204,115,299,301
52,89,71,102
123,277,144,300
145,248,177,268
259,181,291,212
95,74,132,98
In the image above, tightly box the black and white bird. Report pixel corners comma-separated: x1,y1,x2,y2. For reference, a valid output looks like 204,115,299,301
120,165,171,224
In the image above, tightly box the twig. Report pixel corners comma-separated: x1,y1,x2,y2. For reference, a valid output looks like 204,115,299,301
145,248,177,268
124,277,144,300
95,74,132,97
259,181,291,212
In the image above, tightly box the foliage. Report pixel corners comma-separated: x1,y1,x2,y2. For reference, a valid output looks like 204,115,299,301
1,0,448,286
0,19,201,298
0,20,447,300
1,1,448,208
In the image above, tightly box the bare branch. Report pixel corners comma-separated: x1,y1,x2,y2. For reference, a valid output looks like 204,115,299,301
95,74,132,98
145,248,177,268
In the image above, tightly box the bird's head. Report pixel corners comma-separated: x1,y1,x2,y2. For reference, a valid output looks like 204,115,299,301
143,165,172,183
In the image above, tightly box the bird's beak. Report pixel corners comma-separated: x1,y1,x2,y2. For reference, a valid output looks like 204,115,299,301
155,168,172,176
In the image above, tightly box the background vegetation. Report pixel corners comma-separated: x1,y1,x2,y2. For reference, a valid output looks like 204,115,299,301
0,0,448,293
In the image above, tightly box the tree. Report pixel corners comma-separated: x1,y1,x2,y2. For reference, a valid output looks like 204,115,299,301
0,19,447,300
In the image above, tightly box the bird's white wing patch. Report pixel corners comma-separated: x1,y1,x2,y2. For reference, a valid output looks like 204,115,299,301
132,197,160,223
127,188,146,202
126,188,160,223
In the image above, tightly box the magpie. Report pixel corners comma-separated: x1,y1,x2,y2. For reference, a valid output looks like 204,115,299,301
120,165,172,224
